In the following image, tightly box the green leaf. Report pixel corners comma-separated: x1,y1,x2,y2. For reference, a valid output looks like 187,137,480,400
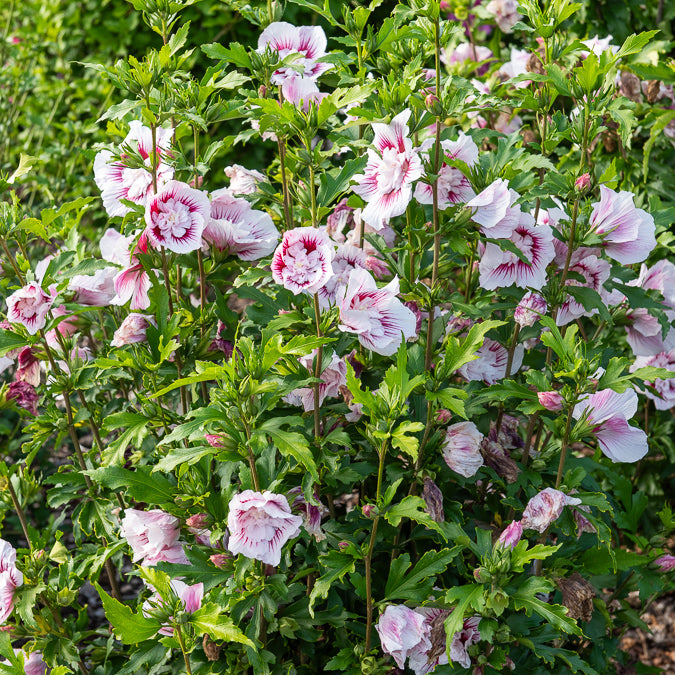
384,496,447,539
96,582,162,644
309,550,355,616
100,411,151,464
154,445,220,472
510,541,561,573
390,421,425,461
385,549,462,601
317,156,367,209
614,31,659,61
443,319,505,375
0,330,28,357
8,154,37,184
86,466,176,504
512,577,582,635
190,603,255,647
257,417,319,482
444,584,485,638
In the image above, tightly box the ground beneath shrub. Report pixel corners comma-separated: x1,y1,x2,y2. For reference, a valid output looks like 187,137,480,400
620,592,675,674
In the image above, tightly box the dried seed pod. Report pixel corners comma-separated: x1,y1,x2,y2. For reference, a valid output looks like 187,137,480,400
203,634,222,661
557,572,595,621
422,477,445,523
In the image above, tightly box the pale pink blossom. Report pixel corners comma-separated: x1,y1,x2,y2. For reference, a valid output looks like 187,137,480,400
442,43,493,73
497,521,523,549
459,337,524,384
21,650,47,675
654,554,675,572
110,232,152,311
283,350,347,411
466,179,520,238
317,244,367,308
376,605,430,671
288,487,326,541
631,350,675,410
325,199,357,242
100,228,134,266
145,180,210,254
442,421,484,478
6,283,55,335
111,313,156,348
143,580,204,637
499,48,531,87
94,121,174,218
281,77,327,110
258,21,331,84
352,110,423,230
514,291,547,327
68,267,118,306
521,488,582,533
485,0,522,32
0,539,23,624
573,388,648,462
119,508,187,566
479,213,555,290
337,268,417,356
538,391,564,411
224,164,265,195
408,607,451,674
205,189,279,261
448,615,481,669
414,134,478,209
494,111,523,134
271,227,334,295
589,186,656,265
227,491,303,566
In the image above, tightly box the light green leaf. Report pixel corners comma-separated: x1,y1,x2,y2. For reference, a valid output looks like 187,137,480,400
96,583,162,644
190,603,255,647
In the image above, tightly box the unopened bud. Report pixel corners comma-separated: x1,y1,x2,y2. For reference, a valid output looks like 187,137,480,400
574,172,591,192
186,513,211,529
473,566,490,583
338,541,349,551
425,93,443,116
209,553,230,569
258,84,267,98
537,391,564,411
362,504,376,519
436,409,452,424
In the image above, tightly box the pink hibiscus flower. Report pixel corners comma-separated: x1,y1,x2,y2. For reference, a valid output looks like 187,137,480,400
143,579,204,637
572,388,648,463
145,180,210,254
108,231,152,311
0,539,23,624
119,508,187,567
317,244,368,308
271,227,334,294
227,491,303,566
336,268,417,356
6,282,56,335
352,109,423,230
466,178,520,238
258,21,331,84
94,121,174,218
205,189,279,260
589,186,656,265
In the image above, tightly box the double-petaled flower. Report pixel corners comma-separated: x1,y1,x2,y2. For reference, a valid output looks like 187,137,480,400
6,282,55,335
352,110,423,230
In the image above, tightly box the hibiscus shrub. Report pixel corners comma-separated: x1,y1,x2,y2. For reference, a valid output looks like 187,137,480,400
1,0,675,673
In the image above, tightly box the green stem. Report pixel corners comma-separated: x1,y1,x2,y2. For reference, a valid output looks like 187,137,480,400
6,476,31,549
0,238,25,285
277,138,293,230
312,293,324,443
555,407,575,490
175,624,193,675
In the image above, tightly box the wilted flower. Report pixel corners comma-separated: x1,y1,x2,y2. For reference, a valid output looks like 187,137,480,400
442,421,484,478
352,109,423,230
376,605,430,671
337,268,417,356
485,0,521,32
224,164,265,195
119,508,187,566
479,214,555,291
283,350,347,412
288,487,326,541
497,521,523,549
227,491,303,566
111,313,156,348
16,347,40,387
654,554,675,572
514,291,547,327
325,198,357,242
145,180,210,254
69,267,118,306
209,553,230,569
0,539,23,624
572,388,648,462
538,391,564,411
93,121,174,218
271,227,334,295
588,186,656,265
557,573,595,622
422,477,444,523
7,381,39,416
631,351,675,410
6,282,55,335
448,615,481,669
466,179,520,238
408,607,451,674
521,488,582,533
205,189,279,261
258,21,331,84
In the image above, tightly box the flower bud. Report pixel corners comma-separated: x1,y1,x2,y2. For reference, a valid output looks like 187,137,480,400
186,513,211,529
654,554,675,572
422,477,444,523
205,434,225,448
473,566,490,583
514,291,547,327
574,173,591,192
362,504,376,519
338,541,349,551
425,93,443,116
496,521,523,550
209,553,230,569
436,409,453,423
537,391,564,411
